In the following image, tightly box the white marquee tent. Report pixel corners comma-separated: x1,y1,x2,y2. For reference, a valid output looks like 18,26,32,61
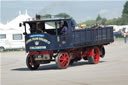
5,11,32,31
0,23,8,30
0,11,55,50
108,25,128,32
0,10,54,32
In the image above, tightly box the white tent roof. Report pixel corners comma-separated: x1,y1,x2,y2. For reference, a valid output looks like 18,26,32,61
1,10,55,33
0,23,5,28
0,29,23,34
0,23,8,30
6,11,32,31
108,25,128,32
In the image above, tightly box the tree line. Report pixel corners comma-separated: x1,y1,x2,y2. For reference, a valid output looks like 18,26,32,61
81,1,128,27
40,13,71,19
39,1,128,27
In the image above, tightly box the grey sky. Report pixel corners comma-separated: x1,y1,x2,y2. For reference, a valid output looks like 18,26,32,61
0,0,126,24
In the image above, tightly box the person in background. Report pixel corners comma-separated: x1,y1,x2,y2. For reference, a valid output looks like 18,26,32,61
123,32,127,43
126,31,128,35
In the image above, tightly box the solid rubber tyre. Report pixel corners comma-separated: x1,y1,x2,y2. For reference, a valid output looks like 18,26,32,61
88,47,100,64
26,54,40,70
100,46,105,58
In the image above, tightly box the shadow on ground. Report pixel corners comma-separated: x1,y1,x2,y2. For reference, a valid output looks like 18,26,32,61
11,61,105,71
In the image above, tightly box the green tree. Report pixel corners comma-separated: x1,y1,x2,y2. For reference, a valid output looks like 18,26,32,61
96,15,107,25
54,13,71,18
105,18,123,25
122,1,128,24
122,1,128,16
41,14,52,19
96,14,102,22
79,1,128,25
107,18,117,25
80,20,96,27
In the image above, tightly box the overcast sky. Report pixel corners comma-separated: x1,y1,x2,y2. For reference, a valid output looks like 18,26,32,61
0,0,126,24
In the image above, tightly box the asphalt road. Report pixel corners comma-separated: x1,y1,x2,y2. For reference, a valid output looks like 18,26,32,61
1,40,128,85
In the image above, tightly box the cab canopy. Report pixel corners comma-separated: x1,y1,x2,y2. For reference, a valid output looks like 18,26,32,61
23,19,76,35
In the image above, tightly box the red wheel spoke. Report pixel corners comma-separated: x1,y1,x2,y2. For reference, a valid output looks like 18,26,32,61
65,59,69,62
59,60,64,64
60,56,64,59
63,61,66,67
61,61,66,67
59,58,64,61
94,48,100,63
65,60,68,66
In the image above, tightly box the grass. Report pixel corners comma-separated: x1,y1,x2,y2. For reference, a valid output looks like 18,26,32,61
114,37,124,40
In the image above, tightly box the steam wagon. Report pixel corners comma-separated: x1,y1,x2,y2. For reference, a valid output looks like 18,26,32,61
21,18,114,70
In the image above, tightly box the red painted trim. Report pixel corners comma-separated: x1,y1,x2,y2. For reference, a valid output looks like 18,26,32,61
40,51,53,55
29,51,39,55
93,48,100,63
29,51,53,55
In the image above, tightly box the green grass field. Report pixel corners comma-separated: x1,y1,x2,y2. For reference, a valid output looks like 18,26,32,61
114,37,124,40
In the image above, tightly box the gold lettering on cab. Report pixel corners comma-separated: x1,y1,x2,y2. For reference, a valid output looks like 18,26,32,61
26,37,51,44
30,46,46,49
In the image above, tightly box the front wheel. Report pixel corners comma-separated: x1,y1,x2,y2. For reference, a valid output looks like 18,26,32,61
56,52,70,69
26,54,40,70
88,47,100,64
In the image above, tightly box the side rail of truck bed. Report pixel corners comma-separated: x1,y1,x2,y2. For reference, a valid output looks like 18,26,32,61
72,27,114,47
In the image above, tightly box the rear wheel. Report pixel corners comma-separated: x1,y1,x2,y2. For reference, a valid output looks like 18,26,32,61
88,47,100,64
56,52,70,69
69,59,74,65
26,54,40,70
100,46,105,58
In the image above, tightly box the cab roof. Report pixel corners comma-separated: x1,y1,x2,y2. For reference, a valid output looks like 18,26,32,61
23,18,71,24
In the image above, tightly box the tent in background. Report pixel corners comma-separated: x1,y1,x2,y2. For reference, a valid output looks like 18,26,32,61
0,23,8,30
6,10,31,31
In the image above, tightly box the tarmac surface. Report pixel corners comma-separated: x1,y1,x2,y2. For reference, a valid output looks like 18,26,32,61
1,40,128,85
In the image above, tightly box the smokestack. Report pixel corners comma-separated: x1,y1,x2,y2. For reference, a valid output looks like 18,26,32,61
36,14,41,20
